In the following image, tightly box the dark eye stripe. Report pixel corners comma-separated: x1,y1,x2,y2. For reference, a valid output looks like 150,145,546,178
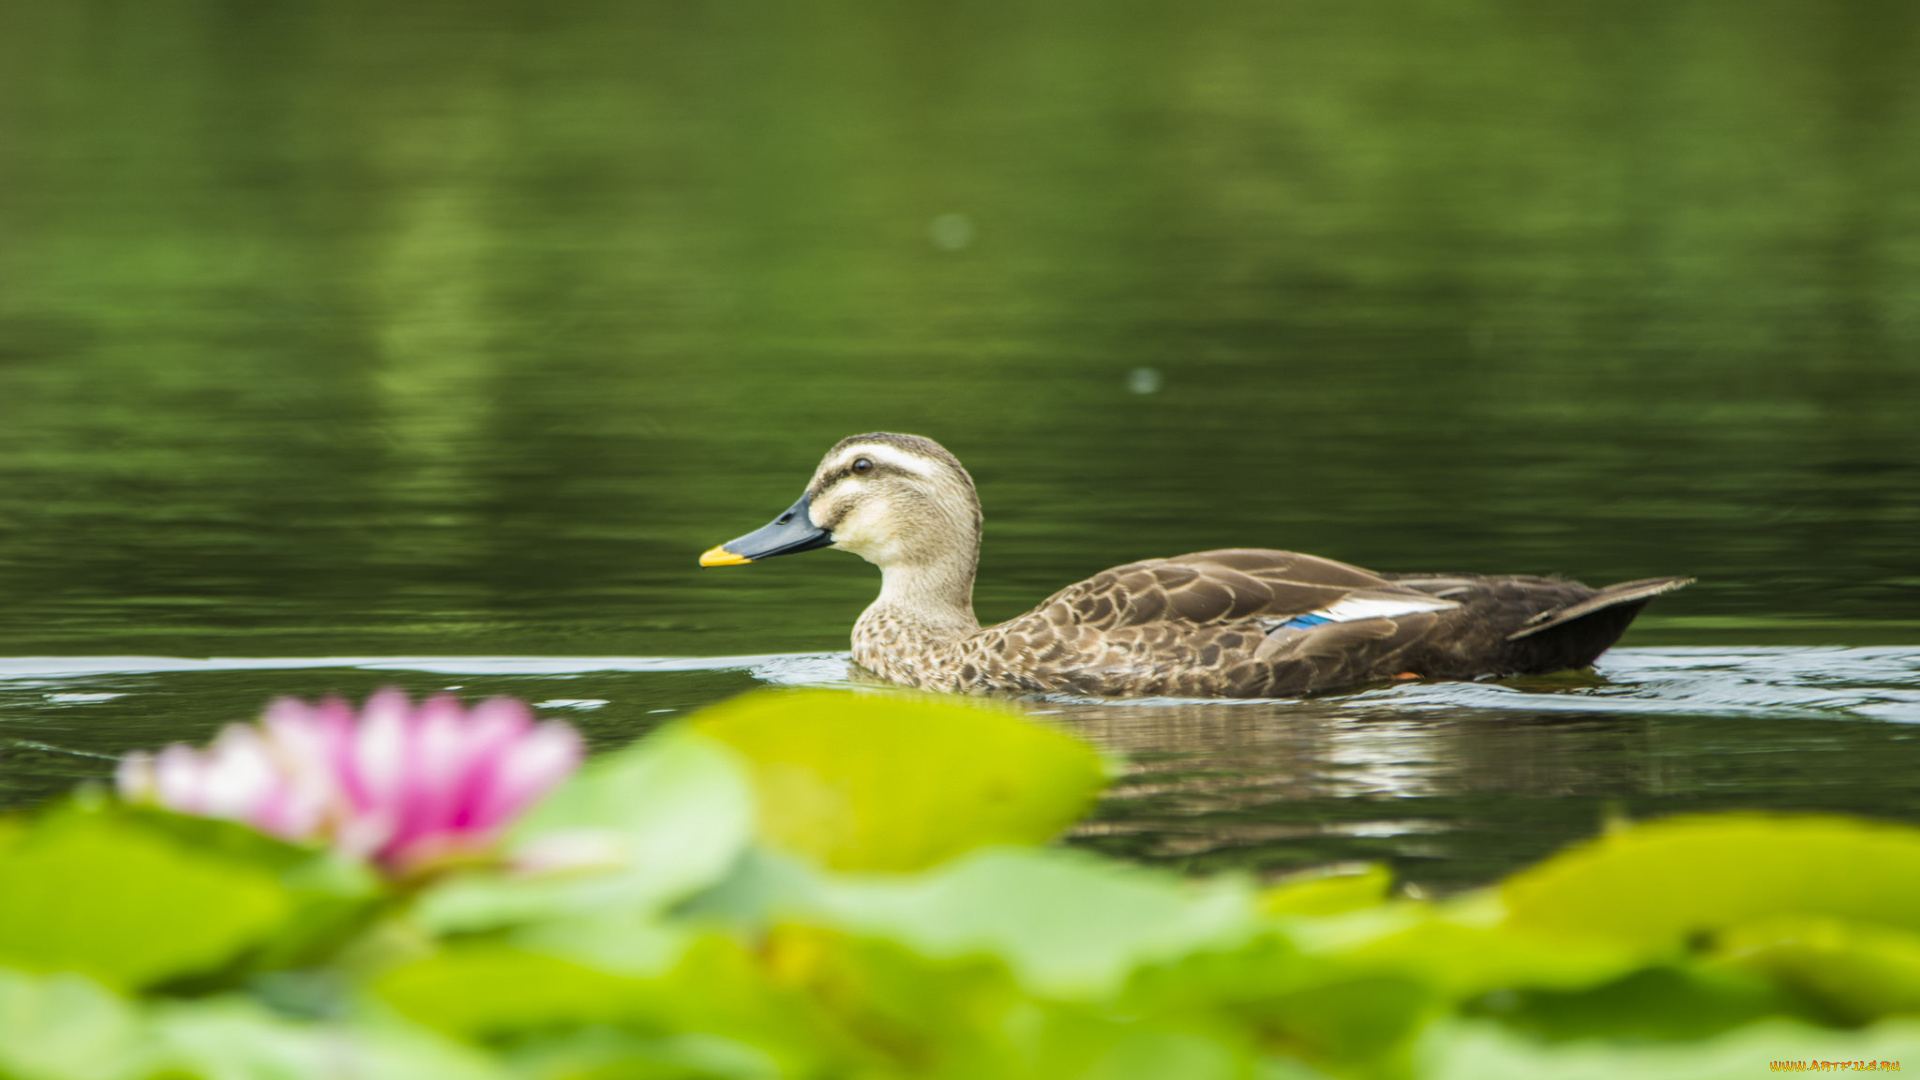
812,456,898,497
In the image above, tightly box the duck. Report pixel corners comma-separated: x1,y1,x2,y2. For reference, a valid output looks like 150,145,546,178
699,433,1692,698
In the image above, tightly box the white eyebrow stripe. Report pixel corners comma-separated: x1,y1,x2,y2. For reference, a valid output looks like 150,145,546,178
832,444,935,478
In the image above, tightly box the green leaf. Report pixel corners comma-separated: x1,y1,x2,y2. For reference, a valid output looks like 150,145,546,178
1417,1015,1920,1080
414,726,755,933
377,934,874,1076
786,846,1256,999
86,809,388,986
374,943,653,1040
1470,964,1814,1043
0,968,151,1080
1122,936,1434,1076
1325,898,1645,998
1502,814,1920,950
382,925,1274,1080
745,928,1269,1080
1034,1025,1248,1080
1718,914,1920,1024
148,997,509,1080
1260,865,1393,918
693,689,1107,872
0,807,292,990
504,1027,784,1080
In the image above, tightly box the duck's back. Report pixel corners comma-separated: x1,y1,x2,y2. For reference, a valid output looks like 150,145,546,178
930,549,1682,698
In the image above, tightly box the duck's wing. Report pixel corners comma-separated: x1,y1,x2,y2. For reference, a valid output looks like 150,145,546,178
1262,572,1696,688
1245,609,1453,695
967,549,1458,696
1018,548,1460,632
969,552,1685,698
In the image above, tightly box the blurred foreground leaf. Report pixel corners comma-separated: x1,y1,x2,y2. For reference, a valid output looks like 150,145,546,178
0,807,292,990
777,846,1256,999
695,690,1107,872
415,726,755,933
1719,914,1920,1024
148,997,507,1080
1475,964,1816,1043
1503,814,1920,949
21,684,1920,1080
1418,1015,1920,1080
377,942,660,1038
379,933,877,1076
1119,932,1437,1075
1321,900,1644,999
1261,865,1394,918
380,921,1275,1080
0,969,148,1080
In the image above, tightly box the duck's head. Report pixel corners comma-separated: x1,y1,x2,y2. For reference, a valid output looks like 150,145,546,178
700,433,981,571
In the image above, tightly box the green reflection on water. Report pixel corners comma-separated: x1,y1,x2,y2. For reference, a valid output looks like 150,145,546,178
1,0,1916,659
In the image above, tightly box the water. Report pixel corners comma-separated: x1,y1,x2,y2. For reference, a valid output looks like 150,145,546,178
4,647,1918,891
1,1,1917,888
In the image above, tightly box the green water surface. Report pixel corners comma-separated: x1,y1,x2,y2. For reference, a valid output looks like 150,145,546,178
1,0,1917,887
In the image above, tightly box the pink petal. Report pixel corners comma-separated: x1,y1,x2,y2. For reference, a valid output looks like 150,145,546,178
381,694,472,860
259,700,349,813
153,744,215,815
344,688,414,854
334,807,397,861
306,698,365,810
245,779,313,840
115,688,581,878
440,698,536,830
465,722,583,837
377,695,540,868
115,751,158,802
196,727,285,824
262,697,342,767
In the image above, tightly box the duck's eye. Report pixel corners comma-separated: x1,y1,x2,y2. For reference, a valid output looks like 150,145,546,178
852,457,874,475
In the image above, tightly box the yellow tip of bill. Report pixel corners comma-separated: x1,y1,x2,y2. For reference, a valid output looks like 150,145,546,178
700,545,752,567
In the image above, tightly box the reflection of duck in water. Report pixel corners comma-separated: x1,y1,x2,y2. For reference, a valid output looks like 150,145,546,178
700,433,1691,698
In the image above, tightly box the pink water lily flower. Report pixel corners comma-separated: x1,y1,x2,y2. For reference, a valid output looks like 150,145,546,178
117,688,583,874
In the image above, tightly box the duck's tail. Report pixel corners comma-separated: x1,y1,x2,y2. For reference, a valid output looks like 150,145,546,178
1507,576,1694,641
1503,576,1694,673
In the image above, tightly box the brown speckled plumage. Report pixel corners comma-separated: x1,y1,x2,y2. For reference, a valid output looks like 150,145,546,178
704,433,1692,699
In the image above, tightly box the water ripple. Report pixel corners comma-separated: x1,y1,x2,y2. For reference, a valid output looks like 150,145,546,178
4,646,1918,889
2,647,1916,721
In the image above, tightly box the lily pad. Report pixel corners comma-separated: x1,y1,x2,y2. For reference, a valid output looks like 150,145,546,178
415,726,755,932
0,969,149,1080
0,807,292,990
791,846,1256,999
1503,814,1920,949
1261,865,1394,918
694,689,1107,872
1718,914,1920,1024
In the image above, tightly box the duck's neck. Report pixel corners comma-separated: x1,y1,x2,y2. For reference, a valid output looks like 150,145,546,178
868,557,982,641
853,559,981,688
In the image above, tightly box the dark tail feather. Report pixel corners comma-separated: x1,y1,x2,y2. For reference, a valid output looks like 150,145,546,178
1503,576,1694,673
1507,577,1694,641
